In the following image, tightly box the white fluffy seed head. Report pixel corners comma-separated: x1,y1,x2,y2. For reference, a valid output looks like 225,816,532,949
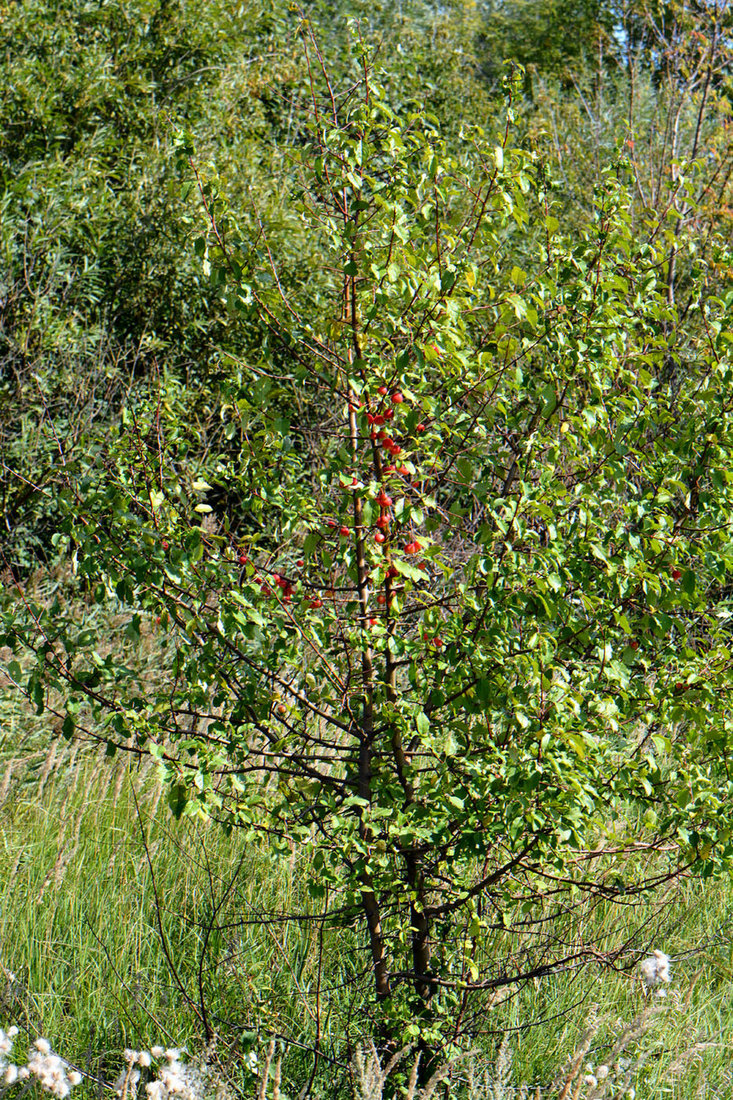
640,949,671,987
653,949,671,982
35,1038,52,1056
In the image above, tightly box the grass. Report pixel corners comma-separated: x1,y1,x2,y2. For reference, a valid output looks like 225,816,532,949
2,663,733,1098
0,716,363,1097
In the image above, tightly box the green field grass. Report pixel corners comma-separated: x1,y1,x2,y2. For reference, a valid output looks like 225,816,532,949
2,692,733,1099
0,719,363,1096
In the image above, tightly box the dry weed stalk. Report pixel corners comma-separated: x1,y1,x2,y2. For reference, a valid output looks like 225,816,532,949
554,1006,600,1100
553,996,673,1100
351,1040,475,1100
257,1039,277,1100
465,1037,538,1100
0,761,14,806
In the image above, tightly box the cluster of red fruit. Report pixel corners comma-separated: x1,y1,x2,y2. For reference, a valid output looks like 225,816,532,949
361,388,408,457
271,573,295,601
325,518,351,537
263,570,325,610
235,550,315,609
373,428,402,457
375,489,392,544
366,409,395,426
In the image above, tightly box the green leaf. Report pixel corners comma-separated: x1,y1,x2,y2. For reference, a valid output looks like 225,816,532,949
167,784,188,819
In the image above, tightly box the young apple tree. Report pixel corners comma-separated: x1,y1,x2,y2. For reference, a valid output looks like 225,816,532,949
6,32,733,1069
